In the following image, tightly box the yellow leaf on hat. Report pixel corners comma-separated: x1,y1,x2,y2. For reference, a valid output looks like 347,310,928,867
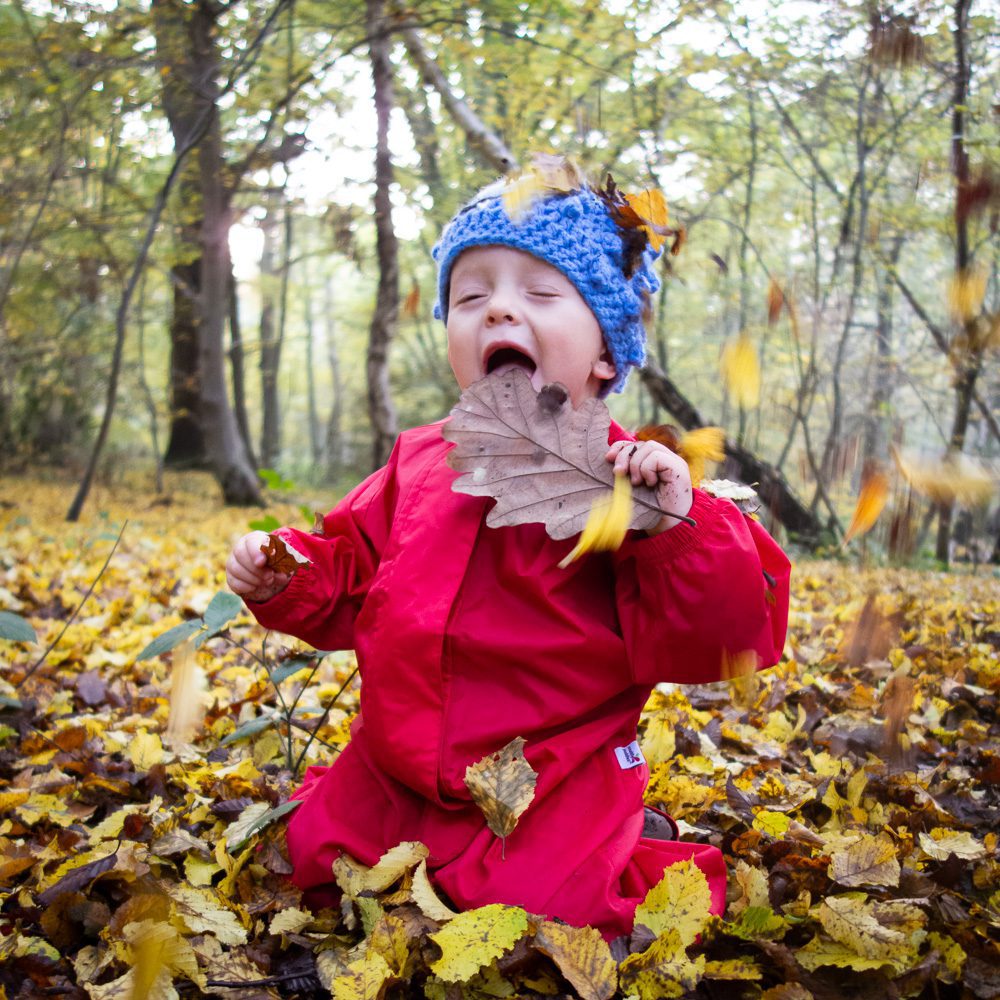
624,189,670,251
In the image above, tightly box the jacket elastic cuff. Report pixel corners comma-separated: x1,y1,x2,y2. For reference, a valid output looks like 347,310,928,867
614,489,719,564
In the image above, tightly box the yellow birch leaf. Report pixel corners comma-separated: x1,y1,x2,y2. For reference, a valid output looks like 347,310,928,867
165,639,204,744
918,829,986,861
534,921,618,1000
334,841,428,897
463,738,538,841
842,470,889,545
720,333,761,410
703,957,762,980
558,474,632,568
633,859,712,946
269,908,314,935
828,833,901,888
796,934,897,973
751,810,791,838
926,932,966,983
429,904,529,982
817,894,925,964
368,914,411,976
164,882,248,946
411,859,459,922
183,854,218,887
730,861,770,917
85,969,177,1000
618,928,706,1000
330,950,392,1000
640,715,676,765
0,790,29,812
677,427,725,486
126,730,163,771
124,918,203,993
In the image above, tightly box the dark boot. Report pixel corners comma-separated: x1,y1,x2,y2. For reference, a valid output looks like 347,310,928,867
642,806,679,840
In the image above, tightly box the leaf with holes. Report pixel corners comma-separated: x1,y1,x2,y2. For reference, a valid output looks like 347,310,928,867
442,369,665,540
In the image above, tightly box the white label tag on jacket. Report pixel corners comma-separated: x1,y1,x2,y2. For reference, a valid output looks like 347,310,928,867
615,741,646,770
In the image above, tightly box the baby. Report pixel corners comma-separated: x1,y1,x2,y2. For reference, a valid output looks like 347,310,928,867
226,166,791,939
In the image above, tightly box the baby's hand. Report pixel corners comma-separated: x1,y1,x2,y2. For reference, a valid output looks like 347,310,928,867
605,439,693,535
226,531,292,603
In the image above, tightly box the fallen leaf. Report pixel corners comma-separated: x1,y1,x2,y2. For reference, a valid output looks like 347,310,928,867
334,841,429,897
828,833,901,888
463,737,538,845
410,859,459,922
127,729,164,771
534,921,618,1000
618,928,706,999
633,860,713,946
429,904,529,982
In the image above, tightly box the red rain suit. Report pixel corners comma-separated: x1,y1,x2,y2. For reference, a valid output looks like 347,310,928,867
249,420,790,938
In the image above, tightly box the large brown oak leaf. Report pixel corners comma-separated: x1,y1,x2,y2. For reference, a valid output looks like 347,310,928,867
442,369,663,539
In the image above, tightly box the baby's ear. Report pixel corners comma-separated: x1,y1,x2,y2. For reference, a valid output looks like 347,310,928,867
591,349,616,382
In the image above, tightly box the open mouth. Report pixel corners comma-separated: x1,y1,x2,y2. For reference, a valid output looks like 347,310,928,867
484,346,537,377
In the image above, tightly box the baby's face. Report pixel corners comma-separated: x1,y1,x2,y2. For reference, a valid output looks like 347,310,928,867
446,246,615,407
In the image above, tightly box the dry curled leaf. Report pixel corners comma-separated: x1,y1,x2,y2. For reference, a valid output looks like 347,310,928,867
259,534,310,575
443,369,664,540
463,737,538,845
534,921,618,1000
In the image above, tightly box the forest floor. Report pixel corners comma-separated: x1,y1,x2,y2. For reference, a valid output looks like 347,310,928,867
0,475,998,1000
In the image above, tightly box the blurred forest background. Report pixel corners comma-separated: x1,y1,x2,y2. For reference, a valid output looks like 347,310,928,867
0,0,997,563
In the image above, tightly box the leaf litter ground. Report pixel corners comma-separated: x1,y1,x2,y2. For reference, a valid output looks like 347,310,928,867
0,477,998,999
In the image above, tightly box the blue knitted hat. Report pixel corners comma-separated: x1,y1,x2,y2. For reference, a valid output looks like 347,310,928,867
433,174,664,395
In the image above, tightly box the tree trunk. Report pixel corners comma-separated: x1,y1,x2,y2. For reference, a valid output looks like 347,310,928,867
935,0,979,564
862,235,904,465
228,268,257,470
163,222,207,468
152,0,261,504
258,200,280,469
323,275,345,478
640,360,822,545
366,0,400,470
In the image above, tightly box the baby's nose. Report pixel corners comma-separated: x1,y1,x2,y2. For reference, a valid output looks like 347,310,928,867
485,300,518,325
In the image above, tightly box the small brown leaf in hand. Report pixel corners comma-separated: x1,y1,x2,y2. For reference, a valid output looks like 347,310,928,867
464,737,538,844
259,534,310,575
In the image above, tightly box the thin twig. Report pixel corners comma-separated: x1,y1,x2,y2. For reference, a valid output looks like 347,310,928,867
16,522,127,689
